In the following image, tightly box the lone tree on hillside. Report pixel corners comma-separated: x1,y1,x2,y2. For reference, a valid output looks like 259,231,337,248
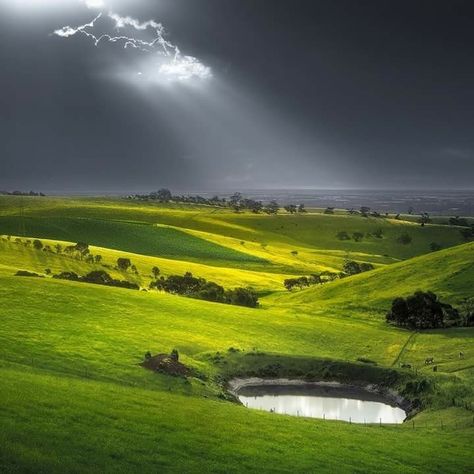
386,291,461,329
33,239,43,250
419,212,431,227
352,232,364,242
117,257,132,271
74,242,90,259
152,266,160,279
397,233,412,245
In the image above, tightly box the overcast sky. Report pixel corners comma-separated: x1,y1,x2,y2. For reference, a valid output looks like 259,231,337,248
1,0,473,193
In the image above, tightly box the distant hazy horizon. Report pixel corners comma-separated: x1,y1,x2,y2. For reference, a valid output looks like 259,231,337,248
6,188,473,216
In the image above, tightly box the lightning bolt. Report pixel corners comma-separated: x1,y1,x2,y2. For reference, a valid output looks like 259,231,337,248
53,8,211,81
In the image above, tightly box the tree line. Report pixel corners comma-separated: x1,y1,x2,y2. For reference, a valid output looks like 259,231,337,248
283,260,374,291
149,272,259,308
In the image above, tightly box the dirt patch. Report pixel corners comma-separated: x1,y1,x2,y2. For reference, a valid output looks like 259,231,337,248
141,354,191,377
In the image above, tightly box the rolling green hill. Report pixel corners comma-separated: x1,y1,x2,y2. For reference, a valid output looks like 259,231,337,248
0,196,473,473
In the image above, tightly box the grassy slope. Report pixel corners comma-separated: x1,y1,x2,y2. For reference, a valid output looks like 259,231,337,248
2,366,472,474
0,274,473,473
271,241,474,388
0,196,473,473
0,238,290,292
0,195,467,262
0,216,266,268
275,242,474,320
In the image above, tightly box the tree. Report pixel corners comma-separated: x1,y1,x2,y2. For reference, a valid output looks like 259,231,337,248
324,207,335,214
359,206,370,217
33,239,43,250
352,232,364,242
343,260,374,276
459,227,474,241
449,216,469,227
225,287,259,308
397,233,412,245
336,231,351,241
74,242,90,260
152,266,160,279
55,244,62,254
386,291,461,329
117,257,132,271
94,255,102,264
373,228,384,239
419,212,431,227
284,277,309,291
284,204,297,214
297,204,306,213
150,188,172,202
264,200,279,215
229,192,242,211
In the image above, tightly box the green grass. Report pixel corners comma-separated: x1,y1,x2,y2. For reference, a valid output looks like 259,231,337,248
0,196,473,473
277,242,474,319
1,365,473,474
0,216,266,267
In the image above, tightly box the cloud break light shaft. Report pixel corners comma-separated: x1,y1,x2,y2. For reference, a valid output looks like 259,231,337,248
53,8,212,81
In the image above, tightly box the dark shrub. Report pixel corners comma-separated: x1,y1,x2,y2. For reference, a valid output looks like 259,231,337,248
33,239,43,250
53,271,80,281
117,258,132,271
225,287,259,308
386,291,462,329
336,231,350,240
196,281,225,302
82,270,114,285
150,272,259,307
15,270,43,278
343,260,374,276
397,233,412,245
430,242,442,252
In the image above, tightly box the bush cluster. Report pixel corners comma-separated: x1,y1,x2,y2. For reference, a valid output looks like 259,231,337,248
284,271,341,291
342,260,374,276
53,270,139,290
149,272,259,308
386,291,463,329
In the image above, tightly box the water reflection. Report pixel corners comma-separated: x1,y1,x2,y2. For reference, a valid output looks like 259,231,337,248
237,384,406,424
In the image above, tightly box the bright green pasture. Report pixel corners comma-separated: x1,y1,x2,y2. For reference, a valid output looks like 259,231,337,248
0,238,289,292
0,196,465,262
0,216,266,267
1,365,473,474
277,242,474,317
0,196,473,473
0,275,408,385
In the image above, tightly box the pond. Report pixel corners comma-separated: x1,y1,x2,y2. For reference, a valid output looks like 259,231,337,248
234,380,406,424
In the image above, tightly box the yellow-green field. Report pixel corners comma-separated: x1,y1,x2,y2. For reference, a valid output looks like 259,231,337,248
0,196,473,473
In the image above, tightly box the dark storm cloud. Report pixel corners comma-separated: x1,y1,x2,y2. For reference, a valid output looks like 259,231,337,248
0,0,473,193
